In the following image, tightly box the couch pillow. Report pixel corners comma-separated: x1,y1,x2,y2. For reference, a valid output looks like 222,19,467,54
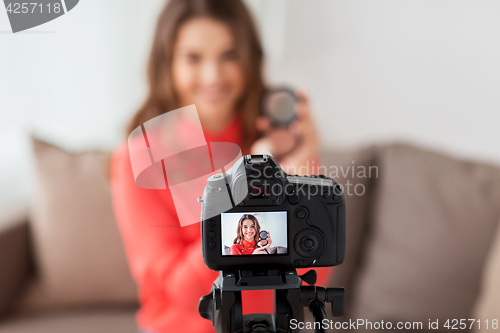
320,146,378,316
0,221,30,317
20,138,137,309
350,143,500,325
472,216,500,332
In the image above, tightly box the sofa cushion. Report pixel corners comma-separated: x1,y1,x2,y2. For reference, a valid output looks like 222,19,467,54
320,146,378,315
0,221,30,318
19,138,137,310
472,215,500,331
0,308,137,333
350,143,500,324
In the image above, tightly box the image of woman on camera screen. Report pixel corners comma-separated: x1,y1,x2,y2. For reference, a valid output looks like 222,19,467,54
110,0,332,332
231,214,272,255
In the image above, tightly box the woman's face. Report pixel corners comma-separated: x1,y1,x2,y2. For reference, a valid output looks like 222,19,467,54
241,219,256,242
172,18,246,132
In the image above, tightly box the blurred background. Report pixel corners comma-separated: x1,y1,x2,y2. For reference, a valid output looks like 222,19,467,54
1,0,500,222
1,1,500,332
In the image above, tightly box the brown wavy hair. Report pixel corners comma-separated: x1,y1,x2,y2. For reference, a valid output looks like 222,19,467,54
233,214,261,244
126,0,265,152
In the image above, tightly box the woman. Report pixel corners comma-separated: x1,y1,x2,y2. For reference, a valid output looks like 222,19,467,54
230,214,272,255
110,0,330,332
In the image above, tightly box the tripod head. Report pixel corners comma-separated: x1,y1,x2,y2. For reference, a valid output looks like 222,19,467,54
199,268,344,333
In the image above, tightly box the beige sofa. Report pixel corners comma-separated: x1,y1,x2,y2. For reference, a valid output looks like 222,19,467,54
1,139,500,332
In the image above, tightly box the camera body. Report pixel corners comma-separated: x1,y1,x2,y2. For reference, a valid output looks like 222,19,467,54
201,154,345,271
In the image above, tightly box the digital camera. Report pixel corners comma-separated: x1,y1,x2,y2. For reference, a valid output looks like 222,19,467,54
200,154,345,271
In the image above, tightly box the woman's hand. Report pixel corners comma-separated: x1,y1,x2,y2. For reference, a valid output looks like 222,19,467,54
253,232,272,254
252,247,267,254
265,232,272,250
250,90,320,175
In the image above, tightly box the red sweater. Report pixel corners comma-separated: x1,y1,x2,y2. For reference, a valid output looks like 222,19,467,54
110,115,333,333
230,239,258,255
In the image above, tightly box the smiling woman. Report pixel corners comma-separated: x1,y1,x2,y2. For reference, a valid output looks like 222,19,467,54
111,0,327,332
126,0,265,152
231,214,261,255
172,18,246,133
112,1,271,332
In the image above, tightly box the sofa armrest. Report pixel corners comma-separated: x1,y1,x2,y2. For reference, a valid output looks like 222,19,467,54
0,220,31,318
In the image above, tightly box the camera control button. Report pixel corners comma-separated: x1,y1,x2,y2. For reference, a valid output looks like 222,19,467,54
304,238,314,249
294,260,309,267
207,173,228,189
208,231,216,239
294,208,308,219
294,228,325,258
207,219,216,228
288,193,300,205
208,242,217,250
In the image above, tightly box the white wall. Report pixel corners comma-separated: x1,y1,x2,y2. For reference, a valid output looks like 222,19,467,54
0,0,165,150
0,0,165,223
1,0,500,222
247,0,500,165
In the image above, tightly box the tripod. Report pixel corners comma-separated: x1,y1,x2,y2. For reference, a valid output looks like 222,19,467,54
199,268,344,333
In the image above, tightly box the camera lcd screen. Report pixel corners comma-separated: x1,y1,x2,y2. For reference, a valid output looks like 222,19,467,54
221,211,288,256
